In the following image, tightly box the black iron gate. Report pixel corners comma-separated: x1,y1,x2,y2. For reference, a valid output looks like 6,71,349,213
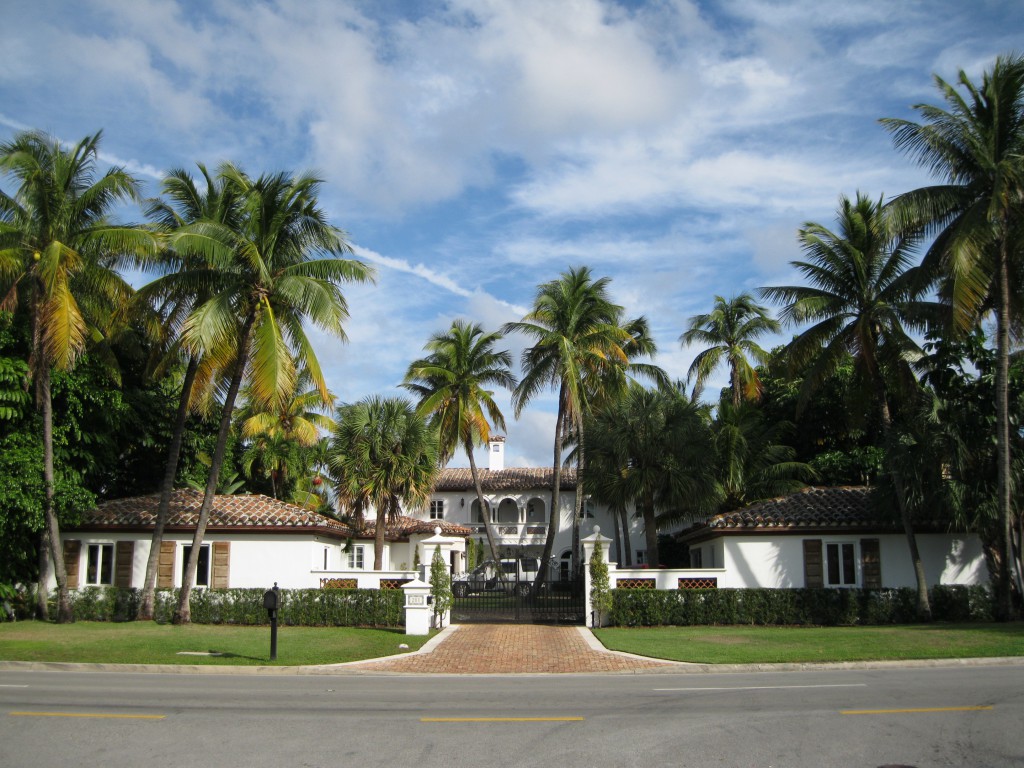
450,558,585,625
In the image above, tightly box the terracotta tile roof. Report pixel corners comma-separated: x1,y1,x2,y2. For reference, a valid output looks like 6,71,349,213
74,489,469,540
435,467,577,492
366,518,473,538
677,486,949,541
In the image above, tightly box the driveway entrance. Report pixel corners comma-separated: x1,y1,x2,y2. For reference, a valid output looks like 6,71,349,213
451,575,585,625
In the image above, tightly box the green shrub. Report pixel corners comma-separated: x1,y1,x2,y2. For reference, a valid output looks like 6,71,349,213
57,586,404,627
607,586,993,627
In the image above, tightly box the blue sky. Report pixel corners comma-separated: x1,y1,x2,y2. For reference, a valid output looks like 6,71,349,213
1,0,1019,468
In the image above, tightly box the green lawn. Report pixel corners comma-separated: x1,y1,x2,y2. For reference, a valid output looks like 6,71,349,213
593,623,1024,664
0,621,432,666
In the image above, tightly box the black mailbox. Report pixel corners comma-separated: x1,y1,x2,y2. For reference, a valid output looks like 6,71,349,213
263,588,278,614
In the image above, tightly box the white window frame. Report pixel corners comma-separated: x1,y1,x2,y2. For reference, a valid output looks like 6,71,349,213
348,545,365,570
182,544,211,587
429,500,444,520
690,548,703,568
85,543,114,585
825,541,858,587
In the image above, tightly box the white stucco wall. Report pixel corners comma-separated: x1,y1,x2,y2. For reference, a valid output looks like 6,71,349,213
711,533,987,588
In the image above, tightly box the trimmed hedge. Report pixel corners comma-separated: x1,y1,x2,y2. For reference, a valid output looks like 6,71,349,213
50,587,404,627
608,585,994,627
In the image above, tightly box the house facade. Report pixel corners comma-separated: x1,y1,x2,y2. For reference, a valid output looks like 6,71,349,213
55,489,471,591
673,486,986,589
415,437,646,578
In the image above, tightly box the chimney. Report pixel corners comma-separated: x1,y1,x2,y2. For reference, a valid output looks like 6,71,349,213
488,435,505,472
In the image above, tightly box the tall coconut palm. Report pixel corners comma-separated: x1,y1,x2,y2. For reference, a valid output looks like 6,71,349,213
135,164,243,620
881,54,1024,618
0,130,155,622
503,267,643,589
402,319,516,564
173,165,373,623
761,191,937,618
584,384,721,567
329,395,440,570
681,293,780,406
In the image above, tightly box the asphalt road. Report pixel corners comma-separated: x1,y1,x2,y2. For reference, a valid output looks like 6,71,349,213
1,665,1021,768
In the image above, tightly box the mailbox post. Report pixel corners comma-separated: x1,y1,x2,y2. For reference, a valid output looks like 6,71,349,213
263,582,280,661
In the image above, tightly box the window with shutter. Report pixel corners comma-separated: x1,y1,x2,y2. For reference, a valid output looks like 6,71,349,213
803,539,824,588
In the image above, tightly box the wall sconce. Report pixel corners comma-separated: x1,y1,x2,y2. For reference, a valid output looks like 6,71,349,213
460,497,465,507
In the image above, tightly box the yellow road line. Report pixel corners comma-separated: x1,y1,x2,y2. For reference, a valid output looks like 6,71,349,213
842,706,993,715
421,717,584,723
10,712,166,720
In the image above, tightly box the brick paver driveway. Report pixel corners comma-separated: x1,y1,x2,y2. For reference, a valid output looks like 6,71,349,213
348,624,676,674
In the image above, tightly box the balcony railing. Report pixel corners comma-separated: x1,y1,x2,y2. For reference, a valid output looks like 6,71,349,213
469,523,547,538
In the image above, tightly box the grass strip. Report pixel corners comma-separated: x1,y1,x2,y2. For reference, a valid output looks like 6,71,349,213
592,623,1024,664
0,621,431,666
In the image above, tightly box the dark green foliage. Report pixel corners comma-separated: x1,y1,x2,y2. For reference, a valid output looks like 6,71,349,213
47,588,405,627
608,586,993,627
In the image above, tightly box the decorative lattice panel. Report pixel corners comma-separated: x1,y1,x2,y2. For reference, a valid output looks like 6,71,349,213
678,577,718,590
616,578,656,589
321,578,358,589
380,579,412,590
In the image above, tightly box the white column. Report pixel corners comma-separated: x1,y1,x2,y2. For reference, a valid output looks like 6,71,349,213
581,526,615,628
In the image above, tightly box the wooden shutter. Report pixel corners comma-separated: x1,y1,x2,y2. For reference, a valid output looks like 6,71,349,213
157,541,176,588
115,541,135,588
860,538,881,589
212,542,230,589
803,539,824,589
64,540,81,590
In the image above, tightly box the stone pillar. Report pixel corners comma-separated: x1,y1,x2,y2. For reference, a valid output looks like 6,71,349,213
417,526,458,579
402,578,432,635
582,525,615,628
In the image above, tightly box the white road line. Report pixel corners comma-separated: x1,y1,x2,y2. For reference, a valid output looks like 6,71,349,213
0,685,29,688
654,684,868,692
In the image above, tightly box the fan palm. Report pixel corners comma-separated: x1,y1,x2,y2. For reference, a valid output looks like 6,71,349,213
584,384,721,567
681,293,780,406
761,191,937,618
712,401,816,512
402,319,516,563
881,54,1024,617
0,130,156,621
173,165,373,623
329,395,440,570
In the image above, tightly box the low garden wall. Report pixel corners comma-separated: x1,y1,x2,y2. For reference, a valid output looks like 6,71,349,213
608,585,994,627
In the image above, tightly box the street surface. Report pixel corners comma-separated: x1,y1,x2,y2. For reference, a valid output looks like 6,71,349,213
1,664,1021,767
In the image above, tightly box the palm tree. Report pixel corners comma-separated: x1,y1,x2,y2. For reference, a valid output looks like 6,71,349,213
503,267,648,588
712,401,816,512
880,54,1024,618
681,293,780,406
135,164,243,620
584,384,721,567
402,319,516,563
173,165,373,623
0,130,155,622
761,192,937,618
237,368,336,500
329,395,440,570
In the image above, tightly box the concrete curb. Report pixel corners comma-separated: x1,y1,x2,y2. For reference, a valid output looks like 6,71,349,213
1,623,1021,676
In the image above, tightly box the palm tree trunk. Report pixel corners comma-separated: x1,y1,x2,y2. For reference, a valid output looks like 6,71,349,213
373,508,386,571
641,493,659,567
466,441,502,563
995,242,1014,619
174,318,253,624
619,508,633,566
571,425,586,578
35,529,50,620
39,363,73,623
871,366,931,620
534,384,566,592
139,356,200,621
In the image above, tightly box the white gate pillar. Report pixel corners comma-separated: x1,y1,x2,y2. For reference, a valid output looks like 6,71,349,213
581,526,615,628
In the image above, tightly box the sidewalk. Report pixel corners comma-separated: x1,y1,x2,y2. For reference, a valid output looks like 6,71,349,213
344,624,678,674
